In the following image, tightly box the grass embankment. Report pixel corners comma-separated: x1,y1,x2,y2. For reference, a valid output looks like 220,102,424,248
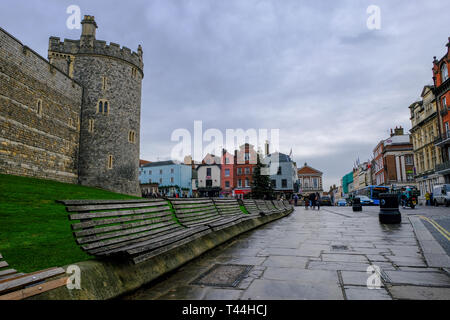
0,174,139,272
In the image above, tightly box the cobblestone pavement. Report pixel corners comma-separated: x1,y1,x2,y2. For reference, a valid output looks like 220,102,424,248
124,206,450,300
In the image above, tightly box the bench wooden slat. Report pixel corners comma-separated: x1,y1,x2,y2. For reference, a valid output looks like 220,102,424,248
0,269,17,278
0,261,9,268
0,267,65,294
69,206,171,220
125,225,211,255
58,199,154,206
76,219,178,244
132,228,212,264
66,202,165,212
0,277,68,300
81,223,184,251
74,216,175,237
71,211,173,230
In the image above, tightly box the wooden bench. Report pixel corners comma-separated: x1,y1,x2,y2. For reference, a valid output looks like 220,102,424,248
282,200,294,212
212,198,257,221
169,198,244,232
0,253,66,300
254,199,276,215
265,200,286,214
242,199,264,216
60,199,212,264
273,200,287,212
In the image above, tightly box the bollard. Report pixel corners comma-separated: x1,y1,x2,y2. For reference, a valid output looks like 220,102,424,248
352,197,362,212
379,193,401,224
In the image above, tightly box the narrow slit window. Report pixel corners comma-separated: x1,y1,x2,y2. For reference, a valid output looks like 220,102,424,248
102,76,107,91
88,119,94,133
98,101,103,113
108,155,113,169
36,99,42,116
104,101,108,114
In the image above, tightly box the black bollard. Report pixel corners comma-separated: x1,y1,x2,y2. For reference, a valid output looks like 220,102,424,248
352,197,362,212
379,193,401,224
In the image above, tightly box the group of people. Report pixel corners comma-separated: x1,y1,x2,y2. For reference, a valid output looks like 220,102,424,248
304,192,321,210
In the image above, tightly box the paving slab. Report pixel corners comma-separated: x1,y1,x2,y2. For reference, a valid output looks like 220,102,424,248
385,271,450,287
241,279,344,300
262,267,339,284
308,261,371,272
341,271,384,287
322,253,369,263
344,286,392,300
262,256,308,268
388,285,450,300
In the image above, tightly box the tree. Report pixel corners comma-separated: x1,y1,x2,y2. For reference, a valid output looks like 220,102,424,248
251,154,274,199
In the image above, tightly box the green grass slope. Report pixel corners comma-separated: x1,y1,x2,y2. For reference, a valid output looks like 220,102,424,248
0,174,139,272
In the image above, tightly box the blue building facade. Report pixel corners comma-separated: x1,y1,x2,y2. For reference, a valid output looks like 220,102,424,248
139,161,193,197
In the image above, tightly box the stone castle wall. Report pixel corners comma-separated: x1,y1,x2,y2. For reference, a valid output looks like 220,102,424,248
0,27,83,183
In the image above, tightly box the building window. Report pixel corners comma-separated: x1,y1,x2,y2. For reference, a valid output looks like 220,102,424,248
225,169,230,177
441,63,448,83
206,180,213,187
443,96,447,110
160,169,163,175
245,167,250,174
36,99,42,116
282,179,287,188
171,168,174,174
206,168,212,177
132,67,137,78
68,118,73,127
245,178,249,187
271,180,276,188
128,130,136,143
87,119,94,133
97,99,109,114
238,179,242,187
237,168,242,175
405,155,414,166
244,153,250,161
225,181,230,188
277,166,282,175
102,76,107,91
149,170,152,175
171,177,174,183
159,178,162,184
107,155,113,170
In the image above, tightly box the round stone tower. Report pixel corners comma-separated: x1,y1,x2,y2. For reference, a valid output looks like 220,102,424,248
48,15,144,196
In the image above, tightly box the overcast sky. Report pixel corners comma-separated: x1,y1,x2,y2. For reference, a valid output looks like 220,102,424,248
1,0,449,190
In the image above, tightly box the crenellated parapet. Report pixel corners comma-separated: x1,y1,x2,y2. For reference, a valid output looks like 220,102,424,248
48,37,144,73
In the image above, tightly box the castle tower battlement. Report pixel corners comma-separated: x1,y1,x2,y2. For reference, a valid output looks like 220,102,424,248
48,15,143,196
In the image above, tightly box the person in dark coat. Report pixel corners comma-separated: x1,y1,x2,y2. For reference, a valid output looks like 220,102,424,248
309,193,316,210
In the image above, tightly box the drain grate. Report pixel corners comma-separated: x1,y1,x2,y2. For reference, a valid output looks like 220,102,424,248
331,245,349,251
190,264,253,288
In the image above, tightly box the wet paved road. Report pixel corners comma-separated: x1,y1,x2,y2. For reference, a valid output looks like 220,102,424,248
124,206,450,300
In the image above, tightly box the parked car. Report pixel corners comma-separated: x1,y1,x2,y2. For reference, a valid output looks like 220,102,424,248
319,196,332,206
336,199,347,206
358,196,374,206
433,184,450,207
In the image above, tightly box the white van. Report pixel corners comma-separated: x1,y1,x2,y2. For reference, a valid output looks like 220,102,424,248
432,184,450,207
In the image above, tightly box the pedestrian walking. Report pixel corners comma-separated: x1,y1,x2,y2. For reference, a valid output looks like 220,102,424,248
309,193,316,210
425,192,431,206
304,195,309,209
294,194,299,207
316,192,321,210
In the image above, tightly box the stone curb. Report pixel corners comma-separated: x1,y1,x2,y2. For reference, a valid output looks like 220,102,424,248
29,209,293,300
408,215,450,269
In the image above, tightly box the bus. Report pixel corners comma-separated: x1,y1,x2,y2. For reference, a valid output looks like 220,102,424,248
354,186,389,205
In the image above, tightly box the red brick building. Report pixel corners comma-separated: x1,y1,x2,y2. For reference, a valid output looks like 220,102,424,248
433,37,450,182
220,149,235,196
233,143,257,198
372,127,415,188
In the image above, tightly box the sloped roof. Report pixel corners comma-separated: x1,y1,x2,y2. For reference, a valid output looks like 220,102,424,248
297,163,323,175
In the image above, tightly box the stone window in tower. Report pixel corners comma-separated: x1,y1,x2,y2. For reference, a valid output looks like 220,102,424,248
36,99,43,117
88,119,95,133
128,130,136,143
132,67,137,78
107,155,113,170
97,99,109,114
102,76,107,91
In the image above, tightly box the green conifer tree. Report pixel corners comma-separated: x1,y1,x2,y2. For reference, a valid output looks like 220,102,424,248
251,154,274,199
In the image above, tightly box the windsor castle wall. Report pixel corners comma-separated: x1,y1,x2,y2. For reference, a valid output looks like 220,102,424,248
0,27,83,183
